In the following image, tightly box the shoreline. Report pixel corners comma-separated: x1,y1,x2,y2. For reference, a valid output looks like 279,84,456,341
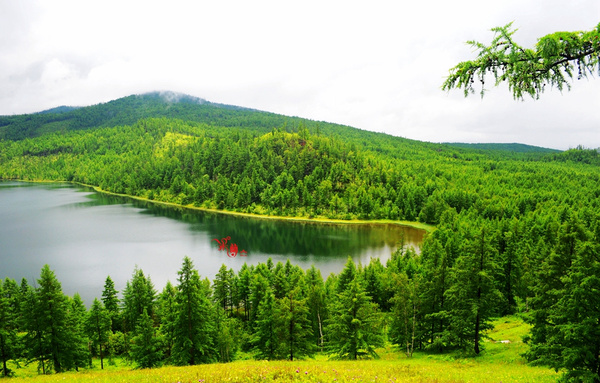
5,179,435,233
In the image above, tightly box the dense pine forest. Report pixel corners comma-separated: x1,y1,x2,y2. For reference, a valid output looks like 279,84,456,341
1,92,600,381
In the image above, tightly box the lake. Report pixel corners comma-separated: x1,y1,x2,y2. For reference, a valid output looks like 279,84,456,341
0,181,425,304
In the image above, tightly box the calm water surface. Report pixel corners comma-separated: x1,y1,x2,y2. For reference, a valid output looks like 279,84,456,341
0,182,425,304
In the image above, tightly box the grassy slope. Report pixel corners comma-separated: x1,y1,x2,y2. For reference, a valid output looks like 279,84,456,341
7,317,559,382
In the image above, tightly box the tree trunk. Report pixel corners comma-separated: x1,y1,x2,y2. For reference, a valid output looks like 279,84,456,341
474,310,481,354
317,311,324,352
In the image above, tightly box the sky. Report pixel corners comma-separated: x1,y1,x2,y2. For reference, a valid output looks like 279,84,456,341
0,0,598,150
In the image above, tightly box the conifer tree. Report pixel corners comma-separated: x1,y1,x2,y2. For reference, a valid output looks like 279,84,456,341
157,281,177,363
326,276,384,360
130,309,162,369
389,271,421,358
24,265,75,373
213,305,239,362
67,294,91,371
252,287,280,360
0,279,18,377
122,267,156,334
443,22,600,99
101,276,120,332
336,257,357,294
444,225,502,354
213,264,231,311
545,242,600,382
237,263,252,321
305,265,327,350
86,298,111,369
278,285,314,361
172,256,214,365
21,283,48,374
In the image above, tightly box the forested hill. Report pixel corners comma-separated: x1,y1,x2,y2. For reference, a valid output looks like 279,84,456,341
2,92,600,378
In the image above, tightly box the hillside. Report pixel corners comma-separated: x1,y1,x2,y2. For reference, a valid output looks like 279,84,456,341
0,92,597,224
1,92,600,380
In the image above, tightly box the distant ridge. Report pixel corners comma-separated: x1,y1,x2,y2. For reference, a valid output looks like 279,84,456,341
36,105,81,115
444,142,561,153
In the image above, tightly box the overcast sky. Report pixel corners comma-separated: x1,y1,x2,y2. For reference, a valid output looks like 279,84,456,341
1,1,598,150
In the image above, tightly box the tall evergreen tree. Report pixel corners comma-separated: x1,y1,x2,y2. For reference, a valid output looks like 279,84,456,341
0,279,18,377
213,264,231,311
389,271,421,357
172,256,214,365
26,265,74,373
251,286,280,360
130,309,162,369
157,281,177,363
122,267,156,334
85,298,111,369
327,276,384,360
305,265,327,351
213,305,239,362
444,224,502,354
67,294,91,371
237,263,252,321
101,276,120,332
336,257,357,294
278,285,314,361
21,283,48,374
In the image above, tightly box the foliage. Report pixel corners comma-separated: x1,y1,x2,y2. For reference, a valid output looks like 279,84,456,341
130,309,162,369
171,256,215,365
443,22,600,99
2,92,600,379
85,299,111,370
327,276,384,359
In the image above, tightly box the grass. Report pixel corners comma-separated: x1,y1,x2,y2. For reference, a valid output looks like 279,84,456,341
6,317,560,382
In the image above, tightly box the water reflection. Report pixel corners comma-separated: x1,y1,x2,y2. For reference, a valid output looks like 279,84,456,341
0,182,425,304
85,191,424,258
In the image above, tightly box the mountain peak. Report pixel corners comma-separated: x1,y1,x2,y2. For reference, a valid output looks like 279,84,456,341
137,91,207,105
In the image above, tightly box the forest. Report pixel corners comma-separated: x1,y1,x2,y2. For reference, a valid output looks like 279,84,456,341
1,93,600,381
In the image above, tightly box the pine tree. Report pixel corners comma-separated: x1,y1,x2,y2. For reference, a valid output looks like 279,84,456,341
336,257,357,294
305,265,327,351
21,283,48,374
101,276,120,332
172,256,214,365
237,263,252,321
122,267,156,334
252,287,280,360
389,271,421,357
278,285,314,361
213,264,231,311
326,276,384,359
157,281,177,363
419,237,451,351
0,279,18,377
85,298,111,369
548,242,600,382
66,294,91,371
213,305,239,362
22,265,81,373
444,225,502,354
37,265,71,373
130,309,162,369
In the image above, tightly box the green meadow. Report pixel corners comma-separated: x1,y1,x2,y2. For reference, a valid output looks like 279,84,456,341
6,317,559,382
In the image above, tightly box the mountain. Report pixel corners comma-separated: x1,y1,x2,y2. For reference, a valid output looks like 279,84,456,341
0,91,272,140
